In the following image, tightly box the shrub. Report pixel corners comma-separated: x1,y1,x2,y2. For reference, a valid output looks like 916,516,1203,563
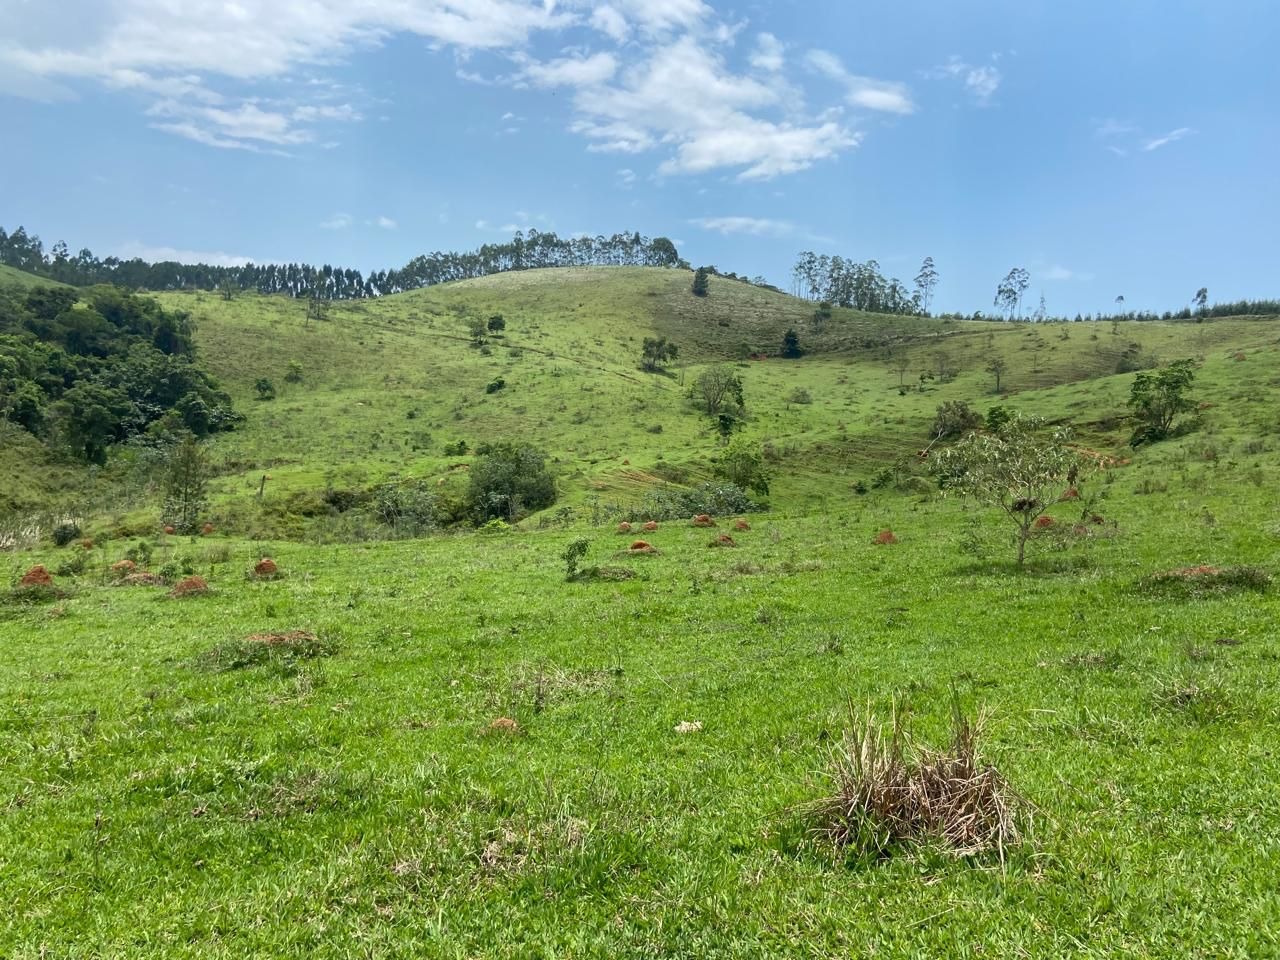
931,400,983,441
52,521,82,547
626,482,759,523
443,439,468,457
485,377,506,394
254,378,277,401
788,387,813,405
562,537,589,580
372,478,439,535
713,437,771,496
284,360,304,383
810,700,1024,858
467,442,557,523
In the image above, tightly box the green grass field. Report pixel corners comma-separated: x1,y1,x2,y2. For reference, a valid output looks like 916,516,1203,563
3,265,1280,956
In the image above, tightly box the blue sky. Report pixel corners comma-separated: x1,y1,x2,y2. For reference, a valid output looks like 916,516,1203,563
1,0,1276,315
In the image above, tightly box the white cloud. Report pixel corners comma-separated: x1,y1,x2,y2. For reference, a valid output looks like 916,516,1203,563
806,50,915,115
1093,117,1136,138
589,5,631,42
0,0,574,148
518,52,618,88
616,167,636,186
929,56,1002,105
374,216,397,229
321,213,353,230
750,33,784,72
115,242,256,267
688,216,794,237
1143,127,1194,151
565,37,863,179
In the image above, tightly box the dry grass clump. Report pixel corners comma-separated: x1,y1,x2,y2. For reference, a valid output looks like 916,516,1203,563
120,572,166,587
197,630,335,672
810,700,1024,859
1140,564,1271,597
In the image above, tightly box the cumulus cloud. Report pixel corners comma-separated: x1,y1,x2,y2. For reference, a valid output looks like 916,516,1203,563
0,0,911,179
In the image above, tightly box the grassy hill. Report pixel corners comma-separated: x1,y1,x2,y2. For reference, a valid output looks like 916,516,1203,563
3,264,1280,954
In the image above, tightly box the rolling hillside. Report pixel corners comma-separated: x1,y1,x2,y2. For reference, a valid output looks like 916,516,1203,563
3,264,1279,531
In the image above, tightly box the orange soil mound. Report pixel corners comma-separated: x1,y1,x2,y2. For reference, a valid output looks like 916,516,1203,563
200,523,215,535
110,559,136,577
709,534,737,548
873,530,898,545
629,540,657,554
692,514,716,528
253,557,279,577
19,565,53,587
170,575,210,598
642,521,658,532
488,717,521,734
617,522,633,534
733,519,750,531
1035,516,1055,529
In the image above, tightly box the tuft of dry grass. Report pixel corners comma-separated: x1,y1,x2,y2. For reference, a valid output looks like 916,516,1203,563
810,699,1024,860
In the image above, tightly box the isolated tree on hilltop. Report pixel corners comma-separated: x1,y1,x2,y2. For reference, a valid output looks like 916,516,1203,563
994,268,1030,321
914,256,939,314
1193,288,1208,315
691,266,710,297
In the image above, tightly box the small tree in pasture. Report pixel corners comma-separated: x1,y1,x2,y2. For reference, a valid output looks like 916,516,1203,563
1128,358,1196,446
933,415,1085,567
714,436,770,495
986,356,1008,393
162,436,210,535
692,366,744,418
640,336,679,372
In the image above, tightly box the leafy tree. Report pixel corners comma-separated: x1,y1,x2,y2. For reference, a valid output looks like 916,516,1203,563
810,301,833,333
913,256,939,313
466,442,557,522
161,436,210,535
254,378,276,400
781,328,803,358
53,382,131,464
284,360,304,383
691,266,710,297
994,267,1031,321
487,314,506,332
714,436,771,495
1128,358,1196,446
931,400,983,441
1193,288,1209,315
466,317,488,346
986,356,1008,393
640,336,679,372
933,415,1085,567
692,366,744,417
218,279,237,302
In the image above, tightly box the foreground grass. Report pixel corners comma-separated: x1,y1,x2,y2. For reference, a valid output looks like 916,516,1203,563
3,490,1279,957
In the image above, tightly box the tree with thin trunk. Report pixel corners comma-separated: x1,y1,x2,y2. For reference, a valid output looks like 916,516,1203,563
986,356,1008,393
1193,287,1208,316
162,436,210,535
932,415,1085,567
892,354,911,388
914,256,939,314
994,267,1030,321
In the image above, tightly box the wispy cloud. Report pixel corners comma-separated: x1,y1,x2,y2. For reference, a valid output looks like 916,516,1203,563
115,241,256,267
320,213,353,230
1143,127,1194,151
807,50,915,115
372,216,397,229
927,55,1002,105
688,216,794,237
